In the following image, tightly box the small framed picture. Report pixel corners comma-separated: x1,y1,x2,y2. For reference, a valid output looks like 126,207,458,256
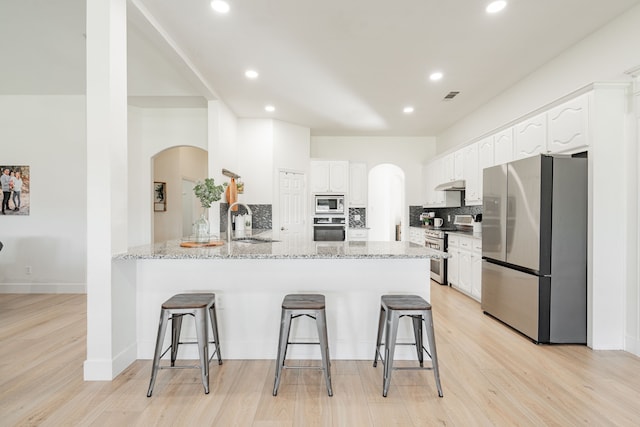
154,182,166,212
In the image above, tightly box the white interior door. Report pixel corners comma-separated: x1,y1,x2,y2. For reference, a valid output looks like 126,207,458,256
279,170,306,239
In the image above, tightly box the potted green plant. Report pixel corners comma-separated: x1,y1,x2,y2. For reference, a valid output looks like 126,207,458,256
192,178,224,242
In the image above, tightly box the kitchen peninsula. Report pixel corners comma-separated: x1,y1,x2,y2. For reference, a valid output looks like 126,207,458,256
114,235,446,361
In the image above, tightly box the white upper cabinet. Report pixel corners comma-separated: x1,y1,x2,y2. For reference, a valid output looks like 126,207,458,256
493,128,514,165
454,150,464,181
310,160,349,193
514,113,547,160
463,142,481,205
442,153,454,182
423,162,440,206
329,161,349,193
423,161,461,208
547,93,590,154
478,136,494,169
349,162,367,207
310,161,330,193
441,152,464,183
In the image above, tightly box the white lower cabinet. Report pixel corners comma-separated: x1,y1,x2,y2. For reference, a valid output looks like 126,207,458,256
447,234,482,302
408,227,424,245
471,239,483,300
348,228,368,241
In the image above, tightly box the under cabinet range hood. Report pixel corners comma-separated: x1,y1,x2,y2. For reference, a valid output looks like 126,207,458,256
434,179,465,192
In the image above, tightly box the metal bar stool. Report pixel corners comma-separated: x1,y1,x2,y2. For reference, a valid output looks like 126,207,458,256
373,294,443,398
273,294,333,396
147,293,222,397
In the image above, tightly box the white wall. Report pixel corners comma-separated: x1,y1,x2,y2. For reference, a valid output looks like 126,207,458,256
436,4,640,152
273,120,311,174
237,119,274,204
310,136,436,205
235,119,311,235
153,146,207,243
272,120,311,234
0,95,86,292
208,100,239,230
127,106,208,246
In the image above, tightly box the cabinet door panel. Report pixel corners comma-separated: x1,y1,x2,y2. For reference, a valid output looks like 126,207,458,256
329,161,348,193
310,161,330,193
493,128,513,165
514,113,547,160
479,136,494,169
547,94,589,154
464,143,481,205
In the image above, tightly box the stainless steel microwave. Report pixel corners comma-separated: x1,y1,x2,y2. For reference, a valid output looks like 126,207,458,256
314,195,345,214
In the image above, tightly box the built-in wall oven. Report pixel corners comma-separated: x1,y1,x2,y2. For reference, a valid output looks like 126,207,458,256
313,216,346,241
425,229,447,284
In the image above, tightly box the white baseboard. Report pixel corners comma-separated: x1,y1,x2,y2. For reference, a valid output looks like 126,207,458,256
113,342,138,378
84,342,138,381
626,334,640,357
83,359,114,381
0,282,86,294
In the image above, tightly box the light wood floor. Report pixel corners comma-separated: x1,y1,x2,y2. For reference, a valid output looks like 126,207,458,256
2,283,639,426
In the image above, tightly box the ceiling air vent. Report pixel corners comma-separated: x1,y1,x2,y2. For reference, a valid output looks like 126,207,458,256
443,91,460,101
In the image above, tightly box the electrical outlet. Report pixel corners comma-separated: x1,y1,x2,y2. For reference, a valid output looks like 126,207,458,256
25,265,32,275
355,214,361,221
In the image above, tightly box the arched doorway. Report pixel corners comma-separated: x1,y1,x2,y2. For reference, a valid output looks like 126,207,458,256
368,164,405,241
152,146,207,243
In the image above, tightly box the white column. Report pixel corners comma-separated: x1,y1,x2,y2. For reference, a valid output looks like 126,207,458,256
588,84,632,349
84,0,131,380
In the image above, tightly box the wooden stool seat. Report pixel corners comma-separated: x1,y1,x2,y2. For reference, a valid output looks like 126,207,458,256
162,293,216,310
273,293,333,397
381,294,432,311
147,293,222,397
374,294,443,398
281,293,326,310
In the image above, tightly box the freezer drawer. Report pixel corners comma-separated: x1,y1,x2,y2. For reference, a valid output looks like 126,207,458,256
481,260,540,341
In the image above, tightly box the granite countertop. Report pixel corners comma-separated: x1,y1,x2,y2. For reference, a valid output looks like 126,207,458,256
114,230,448,260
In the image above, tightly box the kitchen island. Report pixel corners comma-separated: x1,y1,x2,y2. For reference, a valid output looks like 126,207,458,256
114,235,446,360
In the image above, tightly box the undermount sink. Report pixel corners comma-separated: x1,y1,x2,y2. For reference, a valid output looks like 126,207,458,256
232,237,279,244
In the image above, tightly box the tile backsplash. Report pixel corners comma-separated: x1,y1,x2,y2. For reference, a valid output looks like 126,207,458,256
349,207,366,228
409,192,483,228
220,203,272,231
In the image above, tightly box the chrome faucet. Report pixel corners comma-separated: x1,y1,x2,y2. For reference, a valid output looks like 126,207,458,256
227,202,253,243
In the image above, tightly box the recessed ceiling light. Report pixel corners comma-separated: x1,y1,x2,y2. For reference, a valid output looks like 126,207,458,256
403,106,415,114
211,0,230,14
265,105,275,112
486,1,507,14
429,72,443,81
245,69,259,79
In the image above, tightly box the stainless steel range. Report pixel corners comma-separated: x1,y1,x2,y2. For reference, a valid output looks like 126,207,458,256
425,228,447,284
425,215,475,285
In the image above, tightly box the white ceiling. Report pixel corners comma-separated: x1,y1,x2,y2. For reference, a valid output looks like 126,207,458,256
2,0,639,136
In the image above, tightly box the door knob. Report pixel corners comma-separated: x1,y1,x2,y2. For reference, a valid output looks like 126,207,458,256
281,227,285,231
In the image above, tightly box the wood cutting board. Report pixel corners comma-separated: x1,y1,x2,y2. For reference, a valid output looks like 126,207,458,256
180,241,225,248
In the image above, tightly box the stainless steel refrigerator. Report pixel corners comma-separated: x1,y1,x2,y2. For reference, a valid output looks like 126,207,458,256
481,154,587,344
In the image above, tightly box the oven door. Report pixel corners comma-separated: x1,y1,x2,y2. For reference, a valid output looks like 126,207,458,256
313,225,346,241
426,237,446,284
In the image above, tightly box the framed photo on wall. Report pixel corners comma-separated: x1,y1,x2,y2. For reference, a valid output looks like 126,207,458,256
1,165,30,216
154,182,166,212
